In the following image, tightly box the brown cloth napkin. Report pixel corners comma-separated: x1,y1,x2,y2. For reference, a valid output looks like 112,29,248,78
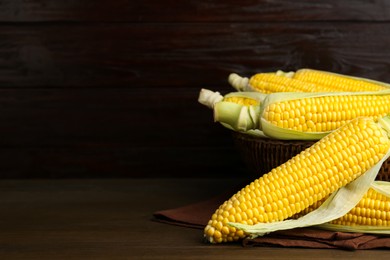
153,192,390,250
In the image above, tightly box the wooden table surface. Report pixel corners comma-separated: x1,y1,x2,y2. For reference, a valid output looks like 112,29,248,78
0,178,389,259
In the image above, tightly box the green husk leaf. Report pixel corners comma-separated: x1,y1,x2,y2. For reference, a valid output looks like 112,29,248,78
213,90,266,132
243,129,268,137
229,146,390,238
214,102,261,131
378,115,390,138
260,90,390,140
371,181,390,198
199,88,266,134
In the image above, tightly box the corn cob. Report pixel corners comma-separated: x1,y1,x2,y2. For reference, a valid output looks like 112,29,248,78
212,90,390,140
229,72,330,93
293,69,389,92
204,116,390,243
262,91,390,135
229,71,294,92
248,73,340,93
229,69,390,93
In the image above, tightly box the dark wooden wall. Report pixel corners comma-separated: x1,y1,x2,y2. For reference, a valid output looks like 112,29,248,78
1,0,390,178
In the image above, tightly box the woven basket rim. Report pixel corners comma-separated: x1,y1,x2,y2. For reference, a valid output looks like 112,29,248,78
232,131,315,146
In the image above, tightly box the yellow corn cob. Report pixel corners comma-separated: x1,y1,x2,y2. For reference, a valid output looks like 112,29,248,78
229,69,390,93
211,90,390,140
292,187,390,226
204,117,390,243
293,69,389,92
262,93,390,133
249,73,339,93
223,95,259,106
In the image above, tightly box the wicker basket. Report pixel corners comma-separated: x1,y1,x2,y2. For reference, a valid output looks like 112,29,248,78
232,131,390,182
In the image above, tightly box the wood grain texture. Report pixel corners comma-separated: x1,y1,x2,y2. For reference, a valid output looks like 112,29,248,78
1,0,390,22
0,87,246,178
1,1,390,178
1,23,390,88
0,178,389,259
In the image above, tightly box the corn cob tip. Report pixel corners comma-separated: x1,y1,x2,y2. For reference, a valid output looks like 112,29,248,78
198,88,223,109
228,73,249,91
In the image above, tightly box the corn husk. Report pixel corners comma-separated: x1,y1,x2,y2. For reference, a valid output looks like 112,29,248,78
198,89,266,134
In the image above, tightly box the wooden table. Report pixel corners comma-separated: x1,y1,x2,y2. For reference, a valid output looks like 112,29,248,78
0,178,389,259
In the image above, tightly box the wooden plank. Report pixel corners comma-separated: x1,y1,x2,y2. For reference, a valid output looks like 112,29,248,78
0,145,247,178
1,22,390,88
1,0,390,22
2,1,390,179
0,178,389,259
0,87,247,178
0,88,224,147
2,22,390,178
